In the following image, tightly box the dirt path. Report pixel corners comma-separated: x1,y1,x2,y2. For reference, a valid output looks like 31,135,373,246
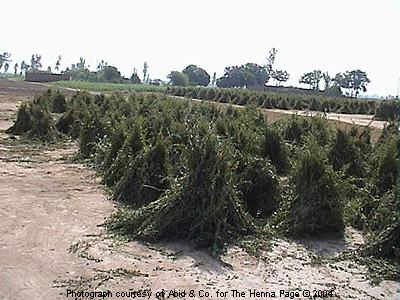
171,96,388,130
0,79,398,300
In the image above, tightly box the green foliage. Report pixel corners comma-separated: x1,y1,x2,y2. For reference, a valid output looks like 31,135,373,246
79,112,107,158
375,101,400,121
6,92,56,140
103,124,144,188
101,66,123,83
9,89,399,266
216,63,267,88
261,127,289,174
166,86,377,116
237,156,280,218
182,65,210,86
299,70,323,90
51,81,166,93
376,139,398,194
130,72,141,84
109,135,254,250
113,140,170,207
329,129,367,177
167,71,189,86
27,105,56,140
288,139,344,237
51,90,67,113
362,221,400,263
6,103,32,135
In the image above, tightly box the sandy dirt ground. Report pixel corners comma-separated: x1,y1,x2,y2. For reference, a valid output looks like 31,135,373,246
0,79,399,300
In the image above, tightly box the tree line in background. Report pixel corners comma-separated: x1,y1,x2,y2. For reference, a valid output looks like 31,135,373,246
0,49,374,98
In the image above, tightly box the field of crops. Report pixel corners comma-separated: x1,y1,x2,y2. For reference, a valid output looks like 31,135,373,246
166,86,395,117
50,81,400,120
51,80,166,93
7,89,399,280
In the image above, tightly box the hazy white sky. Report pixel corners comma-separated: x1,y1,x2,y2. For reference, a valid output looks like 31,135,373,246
2,0,400,95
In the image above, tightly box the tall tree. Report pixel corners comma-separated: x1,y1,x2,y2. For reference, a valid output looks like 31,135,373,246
76,57,86,70
4,62,9,73
346,70,370,98
143,61,149,83
271,70,289,86
265,47,278,84
323,72,331,90
30,54,42,71
55,55,62,72
333,71,369,97
211,72,217,86
168,71,189,86
0,52,11,72
217,63,267,88
20,61,28,75
182,65,210,86
102,65,122,83
299,70,323,90
130,68,141,84
97,59,107,70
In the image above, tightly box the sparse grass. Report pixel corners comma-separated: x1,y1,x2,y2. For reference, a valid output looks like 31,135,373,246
0,74,24,81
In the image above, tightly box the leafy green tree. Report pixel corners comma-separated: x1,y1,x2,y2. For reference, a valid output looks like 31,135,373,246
182,65,210,86
30,54,42,71
0,52,11,72
216,63,267,88
323,72,331,90
130,68,141,84
333,70,370,98
4,62,9,73
346,70,370,98
211,72,217,86
76,57,86,70
20,61,28,75
271,70,289,86
97,59,107,70
299,70,323,90
265,47,278,84
102,66,122,83
143,61,149,83
55,55,62,72
168,71,189,86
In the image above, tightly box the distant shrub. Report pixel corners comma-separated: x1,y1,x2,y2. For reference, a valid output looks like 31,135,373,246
375,101,400,121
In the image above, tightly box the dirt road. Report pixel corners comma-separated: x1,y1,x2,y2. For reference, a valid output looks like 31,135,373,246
0,79,398,299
